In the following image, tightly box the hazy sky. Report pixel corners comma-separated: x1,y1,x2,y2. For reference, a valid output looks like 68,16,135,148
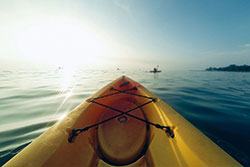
0,0,250,70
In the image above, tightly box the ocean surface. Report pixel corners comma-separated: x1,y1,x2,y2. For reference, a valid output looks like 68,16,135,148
0,68,250,166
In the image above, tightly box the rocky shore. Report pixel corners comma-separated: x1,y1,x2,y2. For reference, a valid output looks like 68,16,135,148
206,64,250,72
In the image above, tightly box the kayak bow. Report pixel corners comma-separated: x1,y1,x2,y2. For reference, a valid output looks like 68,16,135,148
4,76,241,167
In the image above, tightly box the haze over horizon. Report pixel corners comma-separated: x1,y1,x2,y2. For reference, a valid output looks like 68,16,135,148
0,0,250,70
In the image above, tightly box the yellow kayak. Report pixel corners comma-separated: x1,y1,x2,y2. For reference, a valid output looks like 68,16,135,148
4,76,241,167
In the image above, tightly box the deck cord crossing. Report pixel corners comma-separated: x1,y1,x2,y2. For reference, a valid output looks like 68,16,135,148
68,86,174,143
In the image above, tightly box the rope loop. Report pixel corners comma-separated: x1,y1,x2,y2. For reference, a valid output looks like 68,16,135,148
68,84,174,143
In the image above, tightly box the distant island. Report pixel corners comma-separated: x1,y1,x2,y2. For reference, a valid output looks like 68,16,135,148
206,64,250,72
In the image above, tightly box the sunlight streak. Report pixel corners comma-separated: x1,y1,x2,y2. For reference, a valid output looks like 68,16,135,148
59,67,75,92
57,113,67,121
55,66,77,116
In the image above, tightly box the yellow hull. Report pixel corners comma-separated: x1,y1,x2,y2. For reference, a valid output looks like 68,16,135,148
4,76,241,167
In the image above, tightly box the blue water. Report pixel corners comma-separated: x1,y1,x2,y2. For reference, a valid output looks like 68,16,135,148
0,69,250,166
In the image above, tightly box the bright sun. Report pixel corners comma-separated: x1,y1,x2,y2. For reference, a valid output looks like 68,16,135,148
14,20,104,69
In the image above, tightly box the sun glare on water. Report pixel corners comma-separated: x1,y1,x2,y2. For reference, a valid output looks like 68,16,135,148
11,19,107,118
13,19,107,100
59,67,76,91
57,112,68,121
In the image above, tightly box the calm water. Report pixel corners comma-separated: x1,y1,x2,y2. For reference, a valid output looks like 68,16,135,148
0,68,250,166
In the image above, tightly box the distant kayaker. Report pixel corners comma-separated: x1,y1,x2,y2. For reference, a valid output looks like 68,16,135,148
150,65,161,73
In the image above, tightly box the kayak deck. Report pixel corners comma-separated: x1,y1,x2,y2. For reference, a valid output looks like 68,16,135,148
4,76,241,167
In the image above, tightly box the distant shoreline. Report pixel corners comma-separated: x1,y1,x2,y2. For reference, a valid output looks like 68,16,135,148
206,64,250,72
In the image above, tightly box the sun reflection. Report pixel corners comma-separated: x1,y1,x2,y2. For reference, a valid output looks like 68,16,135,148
55,66,76,116
57,113,67,120
60,66,75,92
65,90,73,99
